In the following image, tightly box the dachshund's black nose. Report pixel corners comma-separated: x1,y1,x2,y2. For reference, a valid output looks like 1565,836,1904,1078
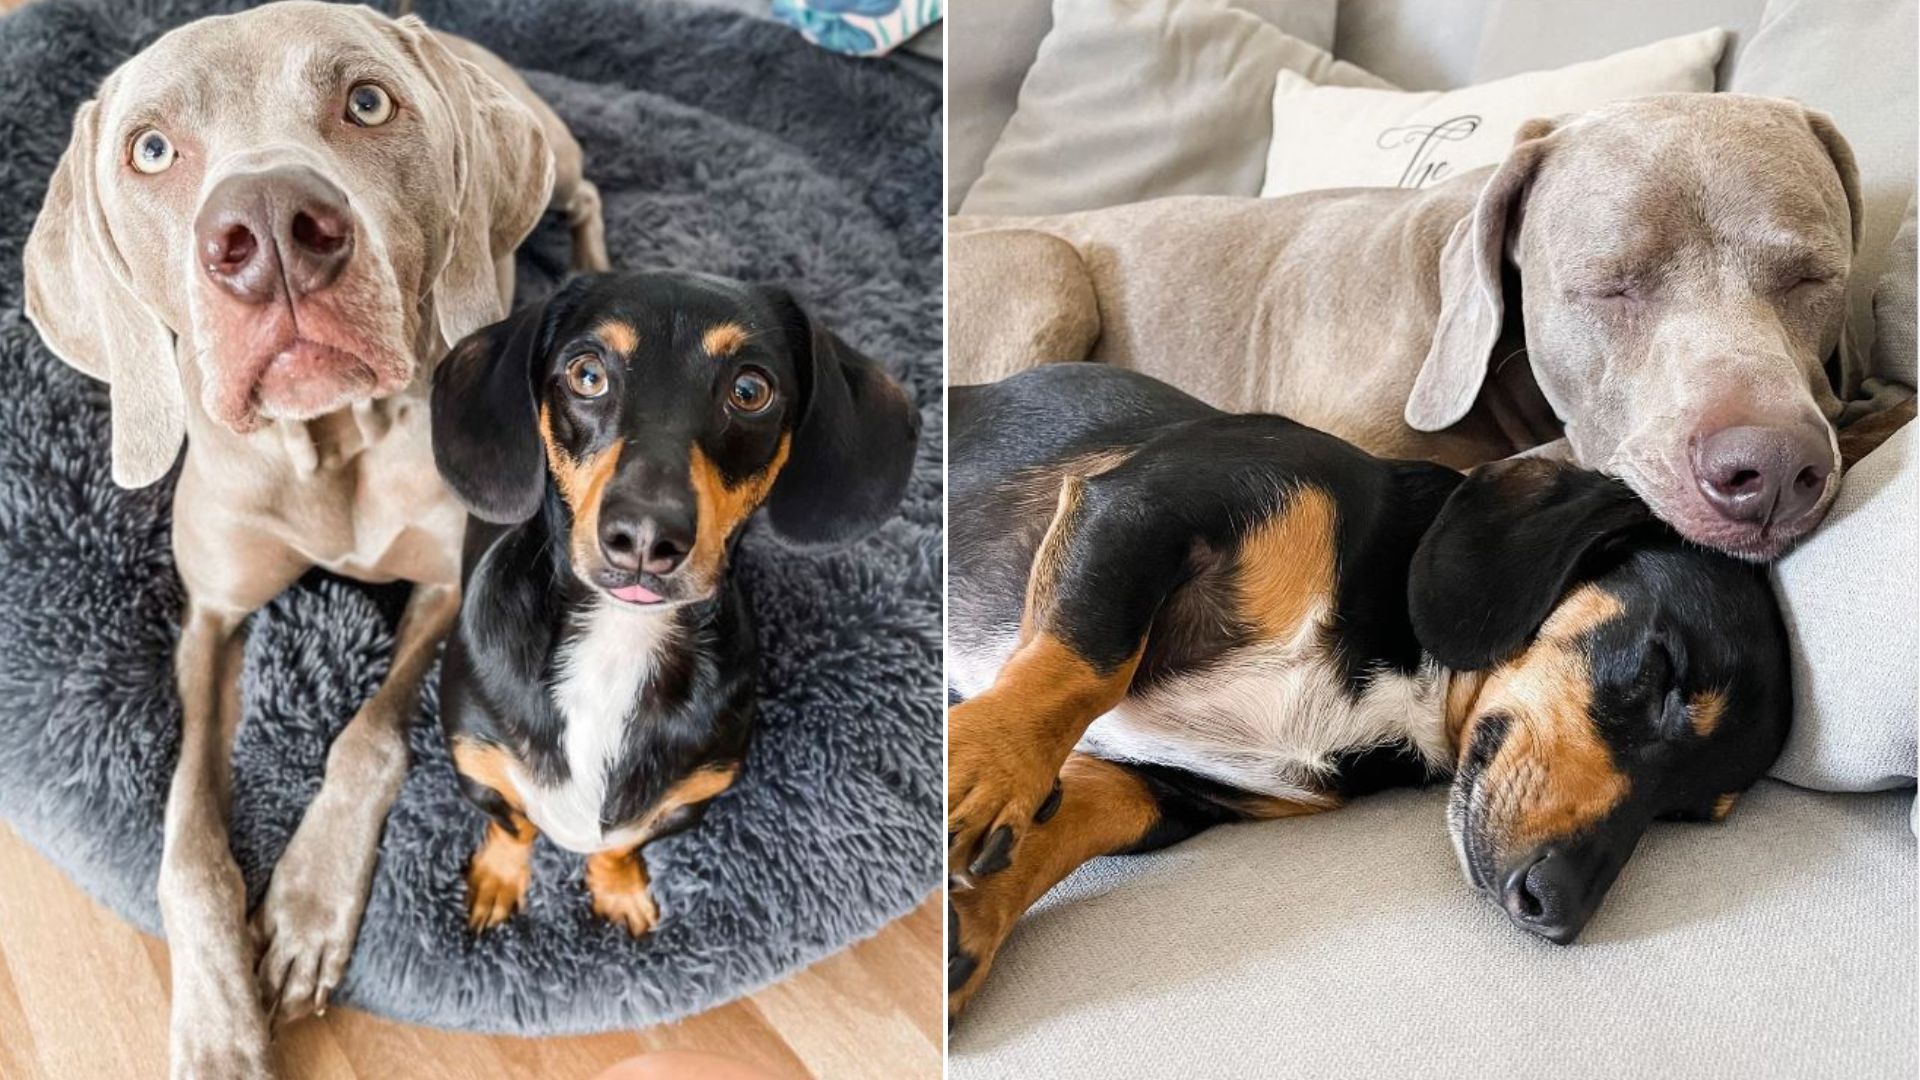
195,165,355,303
599,503,694,577
1500,850,1590,946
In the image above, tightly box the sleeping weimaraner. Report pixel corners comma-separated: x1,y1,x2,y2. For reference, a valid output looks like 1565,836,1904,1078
22,4,606,1076
950,93,1878,561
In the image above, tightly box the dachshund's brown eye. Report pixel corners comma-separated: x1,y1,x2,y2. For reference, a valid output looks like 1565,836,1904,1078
728,368,774,414
346,82,395,127
130,128,176,174
566,354,609,398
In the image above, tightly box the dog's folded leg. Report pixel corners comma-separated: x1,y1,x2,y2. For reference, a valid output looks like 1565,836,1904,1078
948,229,1099,384
948,468,1168,886
949,754,1325,1023
250,582,459,1025
585,845,660,937
465,812,537,932
160,602,272,1080
564,176,610,273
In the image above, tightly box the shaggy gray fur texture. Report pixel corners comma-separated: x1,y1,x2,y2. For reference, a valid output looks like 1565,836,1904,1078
0,0,941,1034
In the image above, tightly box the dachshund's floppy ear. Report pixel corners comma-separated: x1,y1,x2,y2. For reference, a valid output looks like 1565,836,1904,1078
393,15,555,349
431,298,550,524
1410,459,1659,671
760,287,921,547
23,98,184,489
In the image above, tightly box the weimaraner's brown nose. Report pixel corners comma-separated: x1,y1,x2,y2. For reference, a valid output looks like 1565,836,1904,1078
1692,423,1832,527
194,165,354,304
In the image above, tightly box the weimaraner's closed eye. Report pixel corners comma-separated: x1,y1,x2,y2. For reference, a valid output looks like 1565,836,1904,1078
19,4,608,1076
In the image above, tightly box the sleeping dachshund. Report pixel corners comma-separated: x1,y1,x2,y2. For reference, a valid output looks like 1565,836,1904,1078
431,270,918,933
946,363,1792,1019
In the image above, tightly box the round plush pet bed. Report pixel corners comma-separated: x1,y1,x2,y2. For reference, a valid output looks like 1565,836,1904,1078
0,0,941,1034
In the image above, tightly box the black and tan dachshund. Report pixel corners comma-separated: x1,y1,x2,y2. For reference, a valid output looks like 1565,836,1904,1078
431,270,918,934
946,363,1791,1019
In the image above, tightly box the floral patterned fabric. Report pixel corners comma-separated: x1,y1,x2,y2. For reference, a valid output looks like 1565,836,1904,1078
773,0,942,57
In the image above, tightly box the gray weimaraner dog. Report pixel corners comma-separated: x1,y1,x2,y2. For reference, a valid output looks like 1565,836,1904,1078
951,93,1867,561
22,4,606,1076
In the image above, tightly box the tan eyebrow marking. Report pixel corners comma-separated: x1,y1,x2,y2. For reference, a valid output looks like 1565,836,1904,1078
1689,690,1727,737
1538,585,1625,641
702,323,749,357
595,319,639,355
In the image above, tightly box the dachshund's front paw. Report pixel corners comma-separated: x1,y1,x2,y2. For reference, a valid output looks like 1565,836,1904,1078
948,713,1063,886
586,850,659,937
465,824,534,932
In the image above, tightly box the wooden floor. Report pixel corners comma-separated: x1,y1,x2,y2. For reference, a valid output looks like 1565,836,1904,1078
0,824,941,1079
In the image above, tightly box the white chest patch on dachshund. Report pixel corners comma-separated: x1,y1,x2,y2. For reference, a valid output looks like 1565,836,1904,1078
515,598,678,854
1077,607,1453,802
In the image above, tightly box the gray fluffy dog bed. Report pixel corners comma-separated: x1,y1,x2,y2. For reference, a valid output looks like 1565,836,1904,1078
0,0,942,1034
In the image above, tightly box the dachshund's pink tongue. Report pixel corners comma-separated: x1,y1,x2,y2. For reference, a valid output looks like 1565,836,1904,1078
610,584,663,605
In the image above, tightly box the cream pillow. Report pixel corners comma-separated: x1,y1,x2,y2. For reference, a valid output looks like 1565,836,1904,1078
1259,29,1726,197
960,0,1387,217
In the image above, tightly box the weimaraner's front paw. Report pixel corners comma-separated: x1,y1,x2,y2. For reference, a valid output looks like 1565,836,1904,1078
249,796,382,1023
170,980,273,1080
251,873,362,1025
251,712,403,1023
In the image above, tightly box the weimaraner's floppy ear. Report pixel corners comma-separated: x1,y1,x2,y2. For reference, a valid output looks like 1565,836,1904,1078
1409,458,1658,671
1405,118,1557,434
1803,106,1867,398
396,16,556,351
431,297,553,524
759,287,921,548
23,99,185,489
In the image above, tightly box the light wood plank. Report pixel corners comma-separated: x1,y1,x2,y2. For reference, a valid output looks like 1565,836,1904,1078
0,823,939,1079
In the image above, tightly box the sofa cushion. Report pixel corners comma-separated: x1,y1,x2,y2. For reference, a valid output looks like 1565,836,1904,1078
1260,30,1723,197
951,782,1916,1079
1731,0,1918,364
1873,195,1917,388
1771,423,1918,792
959,0,1368,217
1333,0,1490,90
1470,0,1765,87
947,0,1053,213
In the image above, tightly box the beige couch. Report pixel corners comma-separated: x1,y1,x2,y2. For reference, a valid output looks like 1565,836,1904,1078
947,1,1918,1076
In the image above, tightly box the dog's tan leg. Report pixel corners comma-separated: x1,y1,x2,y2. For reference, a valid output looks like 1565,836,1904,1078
585,845,659,937
161,600,271,1080
250,582,460,1024
466,812,537,931
563,176,611,273
949,754,1322,1022
948,472,1146,883
494,255,516,319
159,497,315,1079
947,228,1099,383
948,754,1163,1022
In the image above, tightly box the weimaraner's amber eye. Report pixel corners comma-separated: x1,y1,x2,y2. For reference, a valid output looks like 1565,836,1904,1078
346,82,395,127
566,354,610,399
129,128,176,175
727,367,774,414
